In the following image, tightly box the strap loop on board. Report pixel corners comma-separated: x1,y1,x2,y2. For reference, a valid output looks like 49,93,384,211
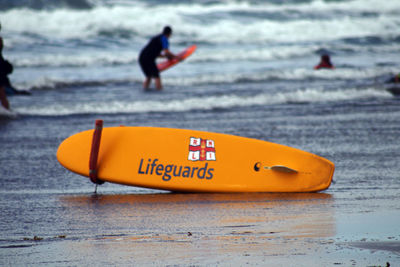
89,120,105,185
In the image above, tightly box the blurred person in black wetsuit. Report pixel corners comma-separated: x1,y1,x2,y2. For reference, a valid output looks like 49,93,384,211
0,36,30,100
0,37,11,109
138,26,178,90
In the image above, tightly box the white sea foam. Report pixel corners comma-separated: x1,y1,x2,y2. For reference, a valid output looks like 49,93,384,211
7,41,399,70
0,106,18,118
12,51,138,68
15,65,396,91
14,87,391,116
1,0,399,45
7,42,399,70
162,67,397,86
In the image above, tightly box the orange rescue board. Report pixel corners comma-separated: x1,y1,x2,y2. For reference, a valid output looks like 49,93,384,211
157,45,196,72
57,126,334,193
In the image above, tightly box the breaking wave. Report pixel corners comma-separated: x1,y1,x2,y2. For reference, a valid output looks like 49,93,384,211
14,87,392,116
1,0,399,45
15,65,396,91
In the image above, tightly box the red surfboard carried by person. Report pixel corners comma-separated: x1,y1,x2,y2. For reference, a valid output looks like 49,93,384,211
157,44,196,72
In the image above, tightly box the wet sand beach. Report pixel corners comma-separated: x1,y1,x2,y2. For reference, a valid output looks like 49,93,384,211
1,191,399,266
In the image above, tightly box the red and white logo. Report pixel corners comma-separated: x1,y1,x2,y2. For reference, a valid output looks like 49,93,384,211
188,137,216,161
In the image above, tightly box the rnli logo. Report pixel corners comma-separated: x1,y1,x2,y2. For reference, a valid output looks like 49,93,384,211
188,137,216,161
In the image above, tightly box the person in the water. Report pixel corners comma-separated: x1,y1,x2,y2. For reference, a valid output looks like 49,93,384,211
138,26,179,90
0,36,30,98
314,54,335,70
0,37,11,109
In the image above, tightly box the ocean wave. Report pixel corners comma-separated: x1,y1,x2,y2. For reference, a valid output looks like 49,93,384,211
22,76,135,91
17,65,396,91
11,46,313,68
14,87,392,116
0,0,93,11
7,39,399,69
8,41,399,70
8,0,397,14
161,67,397,86
12,51,138,68
1,0,399,45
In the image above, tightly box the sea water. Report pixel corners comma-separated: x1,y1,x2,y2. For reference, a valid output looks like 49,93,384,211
0,0,400,265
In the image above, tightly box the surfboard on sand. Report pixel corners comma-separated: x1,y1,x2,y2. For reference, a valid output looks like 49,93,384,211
57,120,335,193
157,45,196,72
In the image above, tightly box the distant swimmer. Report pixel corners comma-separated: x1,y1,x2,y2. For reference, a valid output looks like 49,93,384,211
314,54,335,70
138,26,179,90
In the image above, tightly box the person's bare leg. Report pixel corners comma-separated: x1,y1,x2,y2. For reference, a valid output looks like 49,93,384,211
0,86,10,110
143,77,151,90
155,77,163,90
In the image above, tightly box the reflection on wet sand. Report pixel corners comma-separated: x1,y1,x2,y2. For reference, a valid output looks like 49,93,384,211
59,193,335,265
